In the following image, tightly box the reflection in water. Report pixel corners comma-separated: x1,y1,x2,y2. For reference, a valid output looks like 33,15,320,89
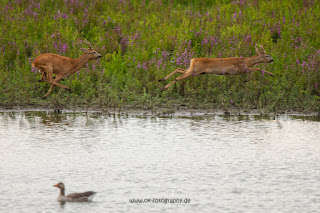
59,201,66,208
0,111,320,213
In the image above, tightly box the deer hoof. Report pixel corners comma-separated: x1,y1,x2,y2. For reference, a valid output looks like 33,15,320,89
66,88,72,91
158,78,166,82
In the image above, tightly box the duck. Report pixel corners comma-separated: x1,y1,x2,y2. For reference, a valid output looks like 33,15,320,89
53,182,97,202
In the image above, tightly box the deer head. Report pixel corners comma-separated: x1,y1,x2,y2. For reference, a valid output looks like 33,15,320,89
255,44,274,63
80,39,102,60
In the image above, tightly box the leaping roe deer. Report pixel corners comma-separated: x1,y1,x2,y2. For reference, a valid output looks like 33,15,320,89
159,45,274,90
32,40,101,97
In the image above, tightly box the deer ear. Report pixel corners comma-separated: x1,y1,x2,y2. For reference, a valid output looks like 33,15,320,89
80,48,86,52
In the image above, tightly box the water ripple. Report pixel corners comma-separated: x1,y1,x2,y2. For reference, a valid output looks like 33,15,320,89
0,112,319,213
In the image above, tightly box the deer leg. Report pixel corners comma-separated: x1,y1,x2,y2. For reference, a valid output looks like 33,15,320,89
52,75,70,90
158,68,186,82
39,72,63,82
44,67,54,84
247,68,275,77
44,84,55,97
43,76,70,97
263,70,275,77
53,82,70,90
39,72,56,82
37,69,48,82
162,70,193,90
40,71,46,81
162,79,177,90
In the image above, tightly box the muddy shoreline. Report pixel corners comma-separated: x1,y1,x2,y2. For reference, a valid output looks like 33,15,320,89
1,104,319,117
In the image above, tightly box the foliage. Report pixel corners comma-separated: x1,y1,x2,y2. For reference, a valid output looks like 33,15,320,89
0,0,319,113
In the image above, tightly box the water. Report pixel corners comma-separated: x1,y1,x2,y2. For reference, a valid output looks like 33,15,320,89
0,111,319,213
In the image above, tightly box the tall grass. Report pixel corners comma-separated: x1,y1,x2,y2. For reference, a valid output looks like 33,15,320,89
0,0,319,113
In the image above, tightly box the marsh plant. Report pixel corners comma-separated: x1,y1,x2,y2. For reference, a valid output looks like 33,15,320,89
0,0,319,113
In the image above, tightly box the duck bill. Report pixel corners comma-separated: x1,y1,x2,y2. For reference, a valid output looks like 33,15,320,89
53,184,58,187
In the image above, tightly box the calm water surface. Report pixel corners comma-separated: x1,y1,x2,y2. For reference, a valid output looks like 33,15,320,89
0,111,319,213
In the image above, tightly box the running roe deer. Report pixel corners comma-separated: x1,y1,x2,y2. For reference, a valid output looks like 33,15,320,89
32,40,101,97
159,45,274,90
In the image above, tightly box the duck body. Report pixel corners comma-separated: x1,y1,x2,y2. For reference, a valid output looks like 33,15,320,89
57,191,97,202
53,182,96,202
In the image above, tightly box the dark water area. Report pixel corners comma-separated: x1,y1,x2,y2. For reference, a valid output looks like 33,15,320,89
1,111,319,213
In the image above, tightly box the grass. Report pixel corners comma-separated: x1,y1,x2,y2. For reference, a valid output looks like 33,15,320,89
0,0,319,113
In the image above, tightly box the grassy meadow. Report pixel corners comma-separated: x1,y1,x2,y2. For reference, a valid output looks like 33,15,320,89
0,0,319,113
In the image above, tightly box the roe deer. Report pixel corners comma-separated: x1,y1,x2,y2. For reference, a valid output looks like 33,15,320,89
32,40,101,97
159,45,274,90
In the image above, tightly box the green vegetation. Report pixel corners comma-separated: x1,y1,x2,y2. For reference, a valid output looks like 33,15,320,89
0,0,319,113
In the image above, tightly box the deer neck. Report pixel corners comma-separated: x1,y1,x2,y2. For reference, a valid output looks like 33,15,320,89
72,54,90,73
246,54,264,67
